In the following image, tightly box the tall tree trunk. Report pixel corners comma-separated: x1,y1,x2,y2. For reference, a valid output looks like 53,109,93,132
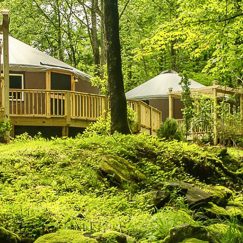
91,0,100,75
55,0,64,61
104,0,130,134
100,0,106,78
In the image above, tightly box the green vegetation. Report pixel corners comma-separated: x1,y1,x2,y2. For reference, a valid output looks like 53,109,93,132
157,118,183,141
0,0,241,88
0,133,242,242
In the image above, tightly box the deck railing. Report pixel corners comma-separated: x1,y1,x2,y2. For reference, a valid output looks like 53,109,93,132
128,100,161,134
7,89,161,134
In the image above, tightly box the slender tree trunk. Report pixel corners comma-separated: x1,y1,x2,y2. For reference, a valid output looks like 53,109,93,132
91,0,100,75
104,0,130,134
55,0,64,61
100,0,106,78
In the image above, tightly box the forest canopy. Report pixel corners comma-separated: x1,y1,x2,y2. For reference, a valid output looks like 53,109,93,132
0,0,242,89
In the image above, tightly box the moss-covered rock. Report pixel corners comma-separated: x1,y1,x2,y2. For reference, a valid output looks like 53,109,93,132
162,224,215,243
203,186,233,206
204,202,243,221
0,227,21,243
93,230,135,243
34,230,97,243
98,155,145,186
206,223,228,242
206,223,243,243
166,182,234,209
181,238,209,243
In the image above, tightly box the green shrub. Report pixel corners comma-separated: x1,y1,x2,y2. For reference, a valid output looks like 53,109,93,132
0,120,12,140
157,119,183,141
83,107,138,136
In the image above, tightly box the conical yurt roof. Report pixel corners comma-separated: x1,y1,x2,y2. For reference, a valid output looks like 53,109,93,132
126,70,205,100
0,35,90,80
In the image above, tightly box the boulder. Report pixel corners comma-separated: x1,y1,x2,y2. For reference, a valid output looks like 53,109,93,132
162,224,216,243
203,186,233,207
145,190,171,210
34,230,97,243
0,227,21,243
180,238,209,243
93,230,135,243
166,182,233,208
166,182,212,208
204,202,243,222
98,155,145,186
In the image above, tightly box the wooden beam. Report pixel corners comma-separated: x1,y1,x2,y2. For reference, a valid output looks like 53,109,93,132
46,71,51,90
65,91,71,123
150,106,153,135
137,101,141,132
213,88,218,145
62,126,69,137
45,71,51,117
168,88,174,119
71,75,75,91
2,10,10,142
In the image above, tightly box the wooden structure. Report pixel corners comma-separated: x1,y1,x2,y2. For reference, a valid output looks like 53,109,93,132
126,70,204,121
0,12,161,137
170,85,243,145
0,10,10,141
6,89,161,136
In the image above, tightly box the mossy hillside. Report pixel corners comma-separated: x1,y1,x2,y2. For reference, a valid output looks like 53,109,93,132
0,134,242,242
34,230,97,243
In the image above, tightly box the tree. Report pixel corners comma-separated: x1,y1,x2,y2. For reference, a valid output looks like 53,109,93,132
104,0,130,134
180,73,194,137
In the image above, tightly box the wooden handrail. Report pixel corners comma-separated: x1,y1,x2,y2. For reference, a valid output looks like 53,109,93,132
8,89,162,134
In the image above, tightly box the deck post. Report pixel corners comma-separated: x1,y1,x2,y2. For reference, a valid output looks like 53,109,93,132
137,101,141,132
168,88,174,119
150,106,153,135
102,96,109,118
65,91,71,123
2,10,10,142
46,71,51,117
62,126,69,137
213,88,218,145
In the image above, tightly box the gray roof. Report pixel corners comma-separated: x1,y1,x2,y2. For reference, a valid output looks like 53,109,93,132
0,35,90,80
126,70,205,100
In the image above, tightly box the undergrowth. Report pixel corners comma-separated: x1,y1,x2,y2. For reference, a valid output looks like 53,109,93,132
0,133,242,242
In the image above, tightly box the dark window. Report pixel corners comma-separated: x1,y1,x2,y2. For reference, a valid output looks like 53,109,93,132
9,74,24,100
10,74,23,89
51,72,71,91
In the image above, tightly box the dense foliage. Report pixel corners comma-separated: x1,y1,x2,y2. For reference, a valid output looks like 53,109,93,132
0,0,242,89
0,134,242,242
157,118,183,141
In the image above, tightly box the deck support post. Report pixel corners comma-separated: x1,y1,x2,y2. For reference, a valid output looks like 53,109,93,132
137,101,141,132
102,96,109,118
65,92,71,123
213,88,218,145
1,10,10,142
150,106,153,135
168,88,174,119
46,71,51,117
62,126,69,137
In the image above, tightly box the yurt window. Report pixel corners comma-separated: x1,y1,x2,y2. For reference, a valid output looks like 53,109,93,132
9,74,24,100
51,72,71,91
10,74,24,89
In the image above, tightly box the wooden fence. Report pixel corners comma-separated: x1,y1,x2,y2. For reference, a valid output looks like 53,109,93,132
6,89,161,134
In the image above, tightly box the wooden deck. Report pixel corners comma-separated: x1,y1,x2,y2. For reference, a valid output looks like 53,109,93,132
1,89,162,136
